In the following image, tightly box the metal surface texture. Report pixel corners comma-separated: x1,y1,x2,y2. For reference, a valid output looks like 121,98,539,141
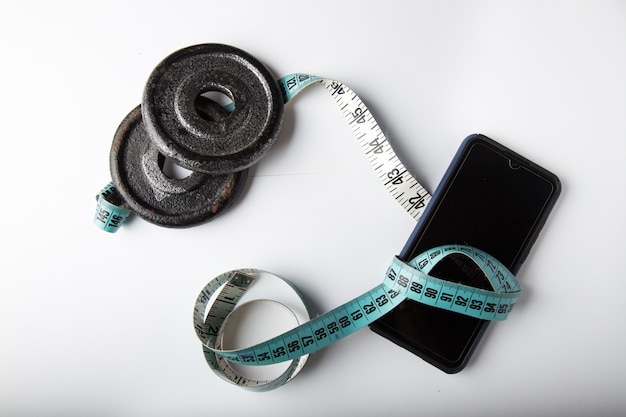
142,43,284,174
109,98,248,228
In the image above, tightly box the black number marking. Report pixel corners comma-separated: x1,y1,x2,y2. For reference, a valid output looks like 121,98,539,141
440,292,453,303
272,346,286,358
315,327,327,341
397,275,409,288
288,340,301,353
286,76,297,91
410,282,423,294
455,296,468,307
301,336,314,347
424,288,438,299
376,295,389,307
339,316,351,328
350,310,363,321
408,193,426,210
386,168,405,185
363,303,376,314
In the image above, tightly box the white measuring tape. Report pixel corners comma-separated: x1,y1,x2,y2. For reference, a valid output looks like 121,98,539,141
280,74,431,221
189,74,521,391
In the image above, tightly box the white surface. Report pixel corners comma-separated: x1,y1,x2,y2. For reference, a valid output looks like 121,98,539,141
1,1,625,416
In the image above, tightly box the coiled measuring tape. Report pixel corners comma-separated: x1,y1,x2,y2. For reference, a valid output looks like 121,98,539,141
94,69,521,390
194,245,520,391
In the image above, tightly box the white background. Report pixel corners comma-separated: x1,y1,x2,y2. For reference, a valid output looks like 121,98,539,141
1,1,625,416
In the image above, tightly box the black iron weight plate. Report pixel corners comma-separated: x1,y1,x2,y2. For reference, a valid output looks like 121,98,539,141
142,43,284,174
110,100,248,228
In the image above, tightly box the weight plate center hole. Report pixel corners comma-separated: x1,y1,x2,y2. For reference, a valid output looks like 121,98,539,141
195,90,234,121
158,154,193,180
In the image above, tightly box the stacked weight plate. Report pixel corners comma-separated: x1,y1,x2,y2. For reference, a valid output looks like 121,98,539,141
106,44,284,228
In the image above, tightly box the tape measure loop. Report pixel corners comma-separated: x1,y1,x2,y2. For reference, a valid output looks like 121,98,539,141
193,245,520,390
194,269,313,390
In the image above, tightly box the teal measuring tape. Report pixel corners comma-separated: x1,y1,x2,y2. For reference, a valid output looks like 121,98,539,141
93,182,132,233
194,245,520,391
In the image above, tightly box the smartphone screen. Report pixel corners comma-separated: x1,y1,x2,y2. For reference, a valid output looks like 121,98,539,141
370,134,561,373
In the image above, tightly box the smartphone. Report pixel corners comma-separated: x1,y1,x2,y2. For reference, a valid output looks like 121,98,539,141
370,134,561,373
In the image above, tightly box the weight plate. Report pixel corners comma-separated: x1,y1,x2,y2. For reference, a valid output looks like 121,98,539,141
142,43,284,174
110,99,248,227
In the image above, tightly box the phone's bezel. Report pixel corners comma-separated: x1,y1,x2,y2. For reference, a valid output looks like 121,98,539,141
370,134,561,373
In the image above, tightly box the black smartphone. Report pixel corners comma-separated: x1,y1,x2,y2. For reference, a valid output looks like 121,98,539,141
370,134,561,373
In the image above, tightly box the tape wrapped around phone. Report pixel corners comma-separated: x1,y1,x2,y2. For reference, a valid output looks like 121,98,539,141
194,245,520,391
93,44,526,391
